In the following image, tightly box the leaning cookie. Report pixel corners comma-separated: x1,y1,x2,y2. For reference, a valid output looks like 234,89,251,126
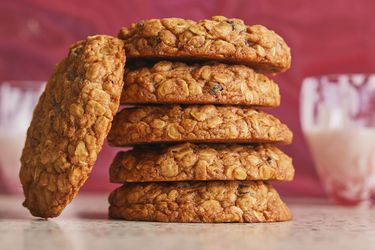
109,181,292,223
19,35,126,218
108,105,293,146
110,143,294,182
121,61,280,107
118,16,291,73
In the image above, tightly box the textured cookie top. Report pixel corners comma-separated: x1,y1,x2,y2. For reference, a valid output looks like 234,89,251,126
110,143,294,182
121,61,280,106
108,105,293,146
19,35,126,218
109,181,292,223
118,16,291,73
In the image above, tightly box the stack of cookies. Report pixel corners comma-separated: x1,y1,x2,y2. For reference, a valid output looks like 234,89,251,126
107,16,294,223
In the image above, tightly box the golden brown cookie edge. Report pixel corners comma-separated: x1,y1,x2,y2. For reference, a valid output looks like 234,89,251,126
108,181,292,223
19,35,126,218
109,143,294,182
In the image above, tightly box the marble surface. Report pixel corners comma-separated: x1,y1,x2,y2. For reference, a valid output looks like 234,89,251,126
0,194,374,250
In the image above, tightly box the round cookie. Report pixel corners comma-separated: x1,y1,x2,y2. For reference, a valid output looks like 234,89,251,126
19,35,126,218
109,181,292,223
118,16,291,73
121,61,280,106
108,105,293,146
110,143,294,183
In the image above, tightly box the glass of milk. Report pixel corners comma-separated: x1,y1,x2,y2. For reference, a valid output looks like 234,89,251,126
0,81,45,194
301,74,375,206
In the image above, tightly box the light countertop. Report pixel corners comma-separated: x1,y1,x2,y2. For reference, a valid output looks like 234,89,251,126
0,194,374,250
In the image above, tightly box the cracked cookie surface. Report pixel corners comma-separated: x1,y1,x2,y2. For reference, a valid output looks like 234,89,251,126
108,105,293,146
110,143,294,182
109,181,292,223
19,35,126,218
118,16,291,73
121,61,280,106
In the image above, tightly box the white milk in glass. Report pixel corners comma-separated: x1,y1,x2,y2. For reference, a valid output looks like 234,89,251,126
305,128,375,204
0,130,26,192
301,74,375,205
0,82,44,193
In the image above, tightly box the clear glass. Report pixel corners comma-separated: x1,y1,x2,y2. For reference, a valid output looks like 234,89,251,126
301,74,375,206
0,81,45,193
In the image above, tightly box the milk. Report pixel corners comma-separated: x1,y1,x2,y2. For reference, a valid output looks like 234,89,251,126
0,130,26,193
301,74,375,205
305,128,375,204
0,82,44,193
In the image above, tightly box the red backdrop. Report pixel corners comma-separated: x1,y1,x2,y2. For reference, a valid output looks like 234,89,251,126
1,0,374,196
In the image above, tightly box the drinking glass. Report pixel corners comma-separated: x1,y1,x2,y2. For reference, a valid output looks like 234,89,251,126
0,81,45,193
301,74,375,206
